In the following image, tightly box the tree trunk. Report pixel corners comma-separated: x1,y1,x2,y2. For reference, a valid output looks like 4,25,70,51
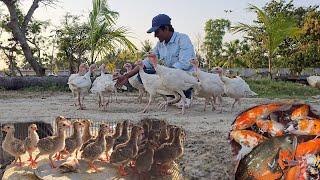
0,76,69,90
2,0,45,76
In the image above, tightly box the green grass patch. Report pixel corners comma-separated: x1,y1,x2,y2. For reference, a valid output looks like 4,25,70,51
20,84,69,92
247,78,320,99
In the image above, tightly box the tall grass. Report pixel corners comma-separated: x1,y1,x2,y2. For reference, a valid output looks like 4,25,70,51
247,78,320,99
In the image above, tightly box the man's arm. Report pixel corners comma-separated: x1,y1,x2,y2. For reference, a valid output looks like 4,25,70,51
172,34,195,70
114,65,139,87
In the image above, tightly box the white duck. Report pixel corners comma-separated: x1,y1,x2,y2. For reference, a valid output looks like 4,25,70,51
123,62,146,103
190,59,224,111
148,53,200,114
213,67,257,109
136,60,180,113
68,64,96,110
68,63,88,106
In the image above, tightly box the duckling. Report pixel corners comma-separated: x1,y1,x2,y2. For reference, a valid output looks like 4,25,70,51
158,121,169,145
151,119,167,132
138,129,160,154
24,124,39,162
81,119,94,145
163,125,176,144
1,124,26,167
141,122,150,141
58,157,80,173
113,120,129,149
135,140,158,177
110,125,143,176
30,120,71,168
80,121,107,153
153,127,184,175
81,123,109,172
63,120,84,159
54,116,70,160
55,116,70,133
105,122,122,161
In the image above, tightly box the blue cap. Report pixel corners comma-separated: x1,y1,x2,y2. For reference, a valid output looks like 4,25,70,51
147,14,171,33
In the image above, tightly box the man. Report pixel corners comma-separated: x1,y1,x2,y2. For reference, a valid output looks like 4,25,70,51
115,14,196,107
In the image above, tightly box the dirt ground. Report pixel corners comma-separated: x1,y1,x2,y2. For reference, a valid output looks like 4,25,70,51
0,90,319,179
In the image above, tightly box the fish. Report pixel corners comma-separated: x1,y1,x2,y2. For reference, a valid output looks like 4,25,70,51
229,130,268,160
284,118,320,136
295,138,320,159
235,135,297,180
232,102,292,130
291,104,310,121
256,119,284,137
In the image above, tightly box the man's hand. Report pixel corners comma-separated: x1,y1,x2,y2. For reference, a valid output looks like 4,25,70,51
147,52,157,61
113,74,129,88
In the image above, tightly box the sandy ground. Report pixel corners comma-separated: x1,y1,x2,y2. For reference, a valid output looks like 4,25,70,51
1,90,319,179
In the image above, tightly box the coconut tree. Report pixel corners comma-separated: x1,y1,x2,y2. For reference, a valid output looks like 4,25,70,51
232,4,301,78
84,0,136,64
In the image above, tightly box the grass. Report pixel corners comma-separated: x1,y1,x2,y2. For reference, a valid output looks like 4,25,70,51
247,78,320,99
1,78,319,100
21,84,69,92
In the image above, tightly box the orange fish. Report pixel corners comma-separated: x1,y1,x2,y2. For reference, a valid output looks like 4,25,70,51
256,119,284,137
285,166,300,180
295,138,320,159
285,118,320,135
229,130,268,160
291,104,310,121
232,103,292,130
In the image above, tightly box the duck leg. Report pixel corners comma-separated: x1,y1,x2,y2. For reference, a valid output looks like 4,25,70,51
13,157,23,167
29,153,40,168
77,91,83,110
98,94,102,107
49,154,57,168
141,94,153,113
27,152,33,161
210,97,216,111
105,150,110,161
177,90,186,115
88,161,101,172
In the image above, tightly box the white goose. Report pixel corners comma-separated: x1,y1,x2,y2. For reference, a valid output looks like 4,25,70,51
69,64,96,109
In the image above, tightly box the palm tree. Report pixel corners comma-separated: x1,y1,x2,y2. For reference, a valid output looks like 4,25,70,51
84,0,137,64
232,4,301,79
141,40,153,55
223,39,240,68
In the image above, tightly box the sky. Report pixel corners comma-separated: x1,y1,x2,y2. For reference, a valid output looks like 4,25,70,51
0,0,319,69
